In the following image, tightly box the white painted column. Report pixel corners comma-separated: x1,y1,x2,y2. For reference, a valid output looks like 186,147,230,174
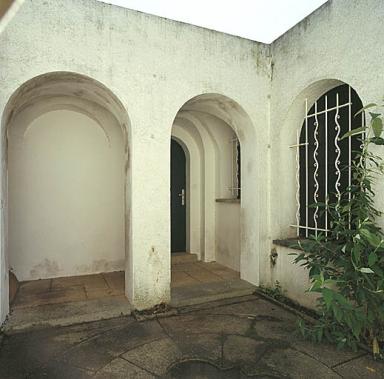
125,124,171,310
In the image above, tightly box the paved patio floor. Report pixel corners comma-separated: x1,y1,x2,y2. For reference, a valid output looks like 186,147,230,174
6,255,254,331
13,272,126,309
170,256,255,307
6,272,131,332
1,294,383,378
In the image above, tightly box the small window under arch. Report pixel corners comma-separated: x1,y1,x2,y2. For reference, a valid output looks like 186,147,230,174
230,137,241,199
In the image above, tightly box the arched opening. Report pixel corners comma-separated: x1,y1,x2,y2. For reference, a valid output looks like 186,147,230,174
298,84,364,237
272,79,365,239
1,72,131,323
170,93,256,303
270,79,366,309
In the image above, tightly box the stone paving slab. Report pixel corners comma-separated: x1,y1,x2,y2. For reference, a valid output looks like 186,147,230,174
13,287,88,309
94,358,154,379
171,278,255,307
170,271,199,288
0,295,383,378
122,338,182,376
9,261,247,333
17,279,52,295
5,296,132,332
170,332,223,365
171,253,198,265
333,355,384,379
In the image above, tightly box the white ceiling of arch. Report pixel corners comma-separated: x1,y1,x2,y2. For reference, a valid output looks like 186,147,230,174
96,0,328,44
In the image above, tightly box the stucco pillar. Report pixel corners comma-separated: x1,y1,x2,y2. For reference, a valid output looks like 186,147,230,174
125,126,171,310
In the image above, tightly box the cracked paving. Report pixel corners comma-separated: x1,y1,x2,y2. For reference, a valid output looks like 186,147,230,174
0,294,383,378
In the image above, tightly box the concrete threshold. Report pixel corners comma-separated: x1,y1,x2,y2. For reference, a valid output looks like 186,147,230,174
171,278,255,308
4,296,132,333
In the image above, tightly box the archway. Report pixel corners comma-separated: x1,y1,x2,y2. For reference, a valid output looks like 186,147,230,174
270,79,365,309
170,93,257,304
273,79,365,239
1,72,131,322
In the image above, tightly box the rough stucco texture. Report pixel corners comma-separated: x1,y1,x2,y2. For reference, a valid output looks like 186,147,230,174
0,0,271,319
1,0,383,319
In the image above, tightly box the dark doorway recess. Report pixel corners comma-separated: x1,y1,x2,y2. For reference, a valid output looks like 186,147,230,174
171,139,186,253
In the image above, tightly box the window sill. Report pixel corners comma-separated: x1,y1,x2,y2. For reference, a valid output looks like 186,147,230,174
215,198,240,203
273,238,305,250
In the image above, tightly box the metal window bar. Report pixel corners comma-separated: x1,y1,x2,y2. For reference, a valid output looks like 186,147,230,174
290,86,357,237
348,86,352,228
305,99,309,238
325,95,328,236
334,93,342,210
230,138,234,197
305,102,352,118
236,139,241,199
295,130,300,237
313,101,320,237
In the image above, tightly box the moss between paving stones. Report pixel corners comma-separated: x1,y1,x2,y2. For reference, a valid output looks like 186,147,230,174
132,303,178,322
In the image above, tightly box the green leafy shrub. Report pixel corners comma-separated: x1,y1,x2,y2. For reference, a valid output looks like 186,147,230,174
293,103,384,358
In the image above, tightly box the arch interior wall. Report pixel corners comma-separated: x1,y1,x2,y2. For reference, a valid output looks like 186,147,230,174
171,94,255,273
1,72,131,317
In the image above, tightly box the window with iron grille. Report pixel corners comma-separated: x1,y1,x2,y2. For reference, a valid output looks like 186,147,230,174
230,138,241,199
292,84,364,237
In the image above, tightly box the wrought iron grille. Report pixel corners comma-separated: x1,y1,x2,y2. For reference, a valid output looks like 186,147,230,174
290,84,365,237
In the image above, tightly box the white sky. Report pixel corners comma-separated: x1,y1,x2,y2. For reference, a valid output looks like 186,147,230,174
96,0,328,43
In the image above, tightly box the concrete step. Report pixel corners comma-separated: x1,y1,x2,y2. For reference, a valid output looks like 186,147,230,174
5,296,132,333
171,278,256,308
171,252,198,265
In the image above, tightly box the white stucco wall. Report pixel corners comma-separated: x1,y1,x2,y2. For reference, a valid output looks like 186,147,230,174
267,0,384,307
0,0,270,321
216,202,240,272
1,0,382,322
8,109,125,281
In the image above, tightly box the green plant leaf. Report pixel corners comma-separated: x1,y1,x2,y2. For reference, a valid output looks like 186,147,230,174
354,103,377,116
322,288,334,310
369,112,381,119
292,101,384,356
360,267,375,274
333,305,343,322
372,117,383,138
368,252,378,266
340,126,366,140
360,228,382,247
352,245,362,265
370,136,384,145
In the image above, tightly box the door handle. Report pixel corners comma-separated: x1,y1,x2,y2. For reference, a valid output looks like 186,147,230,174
178,189,185,206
